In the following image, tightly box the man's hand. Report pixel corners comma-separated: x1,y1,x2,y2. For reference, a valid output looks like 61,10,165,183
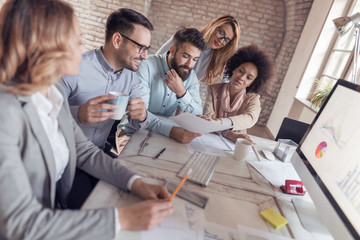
169,126,201,144
164,69,186,98
225,131,255,144
78,95,117,124
117,200,173,231
131,178,170,200
127,98,147,122
197,115,222,124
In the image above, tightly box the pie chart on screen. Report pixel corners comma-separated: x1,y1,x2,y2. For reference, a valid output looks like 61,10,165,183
315,141,327,158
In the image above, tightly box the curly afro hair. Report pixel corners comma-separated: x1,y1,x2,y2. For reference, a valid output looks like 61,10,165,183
224,44,274,93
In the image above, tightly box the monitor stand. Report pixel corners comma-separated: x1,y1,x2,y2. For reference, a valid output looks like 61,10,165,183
292,198,331,235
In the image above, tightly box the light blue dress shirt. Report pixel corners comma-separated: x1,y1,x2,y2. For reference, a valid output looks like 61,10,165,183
137,52,203,137
60,48,151,147
156,36,212,104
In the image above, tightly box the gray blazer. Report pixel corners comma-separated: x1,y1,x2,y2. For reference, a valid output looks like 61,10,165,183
0,85,135,240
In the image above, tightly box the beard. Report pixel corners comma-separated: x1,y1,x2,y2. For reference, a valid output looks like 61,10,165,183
170,57,192,81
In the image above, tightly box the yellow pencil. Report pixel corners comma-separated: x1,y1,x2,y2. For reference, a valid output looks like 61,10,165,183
169,169,192,201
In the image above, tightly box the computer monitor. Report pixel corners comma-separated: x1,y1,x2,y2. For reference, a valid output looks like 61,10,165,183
291,79,360,239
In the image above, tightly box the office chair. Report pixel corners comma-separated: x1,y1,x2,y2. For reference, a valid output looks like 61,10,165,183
275,117,310,144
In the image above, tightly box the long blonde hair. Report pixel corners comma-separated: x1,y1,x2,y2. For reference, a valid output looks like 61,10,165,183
0,0,75,95
200,15,240,84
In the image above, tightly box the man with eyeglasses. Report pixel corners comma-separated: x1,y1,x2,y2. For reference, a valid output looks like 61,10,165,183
60,8,155,209
137,28,206,143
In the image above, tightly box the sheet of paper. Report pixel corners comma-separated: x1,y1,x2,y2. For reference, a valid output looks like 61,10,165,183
204,222,239,240
186,133,233,156
219,135,236,151
169,113,232,134
141,198,205,240
247,161,301,187
137,130,192,164
237,224,292,240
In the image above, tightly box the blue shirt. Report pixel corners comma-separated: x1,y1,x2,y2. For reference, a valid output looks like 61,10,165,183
60,48,151,147
137,52,203,137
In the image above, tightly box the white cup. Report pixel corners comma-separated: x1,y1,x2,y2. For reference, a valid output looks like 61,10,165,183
108,92,129,120
234,139,252,161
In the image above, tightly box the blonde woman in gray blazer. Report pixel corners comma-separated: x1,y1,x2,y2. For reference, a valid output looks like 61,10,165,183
0,1,173,239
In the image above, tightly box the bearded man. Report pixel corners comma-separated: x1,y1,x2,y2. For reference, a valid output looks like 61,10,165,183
137,28,206,143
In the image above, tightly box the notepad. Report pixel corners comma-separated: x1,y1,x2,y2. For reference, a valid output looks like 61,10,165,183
260,208,288,229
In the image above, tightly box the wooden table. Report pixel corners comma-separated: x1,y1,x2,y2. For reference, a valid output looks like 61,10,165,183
82,129,333,240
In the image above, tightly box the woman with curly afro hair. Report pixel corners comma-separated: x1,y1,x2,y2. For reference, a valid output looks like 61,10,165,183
201,44,274,143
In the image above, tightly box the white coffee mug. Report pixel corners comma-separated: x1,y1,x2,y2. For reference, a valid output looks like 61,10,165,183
108,92,129,120
234,139,252,161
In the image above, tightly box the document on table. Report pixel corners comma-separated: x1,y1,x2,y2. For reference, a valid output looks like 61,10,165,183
204,222,239,240
135,129,192,164
169,112,232,134
237,224,292,240
247,160,301,187
141,198,205,240
220,135,236,151
186,133,233,156
203,223,293,240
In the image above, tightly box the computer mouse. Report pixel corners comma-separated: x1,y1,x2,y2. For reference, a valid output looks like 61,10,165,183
261,150,275,161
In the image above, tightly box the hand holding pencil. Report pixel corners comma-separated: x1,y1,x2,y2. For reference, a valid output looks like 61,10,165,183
169,169,192,201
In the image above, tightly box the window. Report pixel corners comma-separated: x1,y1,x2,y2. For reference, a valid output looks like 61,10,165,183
296,0,360,106
319,0,360,88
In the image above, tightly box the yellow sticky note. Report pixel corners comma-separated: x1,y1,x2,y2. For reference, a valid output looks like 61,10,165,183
260,208,288,229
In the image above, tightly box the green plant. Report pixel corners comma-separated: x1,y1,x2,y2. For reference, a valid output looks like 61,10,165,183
310,81,333,108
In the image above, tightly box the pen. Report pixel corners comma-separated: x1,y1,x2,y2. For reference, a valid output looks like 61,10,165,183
169,169,192,201
139,131,152,154
252,145,261,162
153,147,166,160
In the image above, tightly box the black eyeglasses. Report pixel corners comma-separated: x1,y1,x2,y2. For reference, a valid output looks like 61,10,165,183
215,27,231,45
120,33,150,54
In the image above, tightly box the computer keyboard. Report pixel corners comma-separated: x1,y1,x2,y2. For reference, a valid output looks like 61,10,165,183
178,152,219,186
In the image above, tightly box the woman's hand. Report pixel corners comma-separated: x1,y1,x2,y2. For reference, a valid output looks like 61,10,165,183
197,115,222,124
225,131,256,144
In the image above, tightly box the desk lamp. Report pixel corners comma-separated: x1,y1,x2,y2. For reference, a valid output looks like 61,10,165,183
333,12,360,83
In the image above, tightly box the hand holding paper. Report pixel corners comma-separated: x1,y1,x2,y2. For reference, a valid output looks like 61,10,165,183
170,126,201,144
198,115,222,124
169,113,232,134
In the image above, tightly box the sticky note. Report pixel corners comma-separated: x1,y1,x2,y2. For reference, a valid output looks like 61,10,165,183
260,208,288,229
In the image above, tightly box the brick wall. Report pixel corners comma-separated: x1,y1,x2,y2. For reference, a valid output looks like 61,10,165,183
258,0,314,126
0,0,314,127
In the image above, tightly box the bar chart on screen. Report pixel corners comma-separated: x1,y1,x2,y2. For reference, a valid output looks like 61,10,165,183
337,165,360,213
